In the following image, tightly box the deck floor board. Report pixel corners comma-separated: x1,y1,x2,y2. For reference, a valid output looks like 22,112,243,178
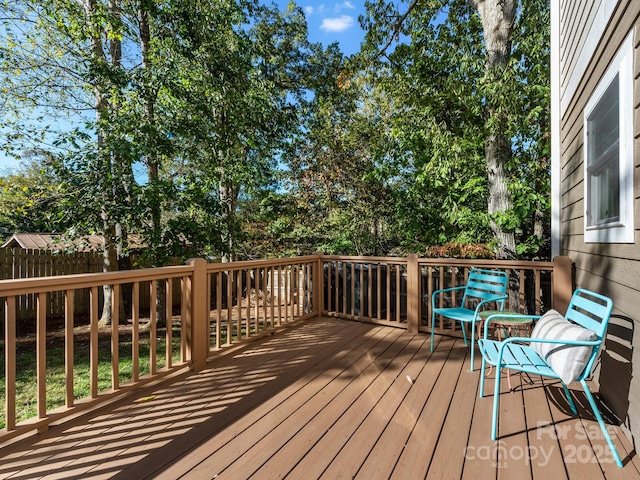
0,317,637,480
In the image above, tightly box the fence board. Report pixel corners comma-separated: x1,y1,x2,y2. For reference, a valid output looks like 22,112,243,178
0,248,185,321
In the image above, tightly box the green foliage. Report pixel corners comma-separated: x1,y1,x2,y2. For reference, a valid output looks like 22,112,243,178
1,0,312,263
360,0,551,259
0,154,68,237
0,0,551,262
423,242,494,259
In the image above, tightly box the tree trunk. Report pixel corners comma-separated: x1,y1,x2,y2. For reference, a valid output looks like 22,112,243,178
219,171,239,263
100,225,119,325
138,2,166,327
85,0,125,325
472,0,519,307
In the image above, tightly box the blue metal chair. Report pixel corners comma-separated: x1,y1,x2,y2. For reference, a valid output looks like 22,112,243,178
430,268,508,371
478,288,622,467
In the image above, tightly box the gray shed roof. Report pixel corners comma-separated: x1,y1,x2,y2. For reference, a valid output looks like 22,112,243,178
1,233,145,252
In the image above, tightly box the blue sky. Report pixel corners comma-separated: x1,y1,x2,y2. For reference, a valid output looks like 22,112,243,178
292,0,367,55
0,1,368,172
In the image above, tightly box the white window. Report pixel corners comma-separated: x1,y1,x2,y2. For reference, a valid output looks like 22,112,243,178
584,33,634,243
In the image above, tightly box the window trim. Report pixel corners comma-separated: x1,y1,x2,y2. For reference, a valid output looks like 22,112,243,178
583,33,634,244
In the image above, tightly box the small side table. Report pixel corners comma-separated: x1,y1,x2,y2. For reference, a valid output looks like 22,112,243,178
479,310,533,341
479,310,534,390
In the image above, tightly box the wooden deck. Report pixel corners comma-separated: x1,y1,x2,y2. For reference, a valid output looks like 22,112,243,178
0,317,638,479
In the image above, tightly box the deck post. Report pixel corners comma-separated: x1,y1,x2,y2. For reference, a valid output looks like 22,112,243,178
313,252,324,318
407,254,420,333
552,255,573,314
186,258,208,371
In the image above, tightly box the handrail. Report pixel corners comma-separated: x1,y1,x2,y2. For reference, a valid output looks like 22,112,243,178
0,264,194,296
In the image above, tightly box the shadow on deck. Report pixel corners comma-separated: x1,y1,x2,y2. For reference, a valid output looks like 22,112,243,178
0,317,638,479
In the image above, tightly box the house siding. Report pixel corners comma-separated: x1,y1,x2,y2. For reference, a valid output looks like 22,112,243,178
559,0,640,444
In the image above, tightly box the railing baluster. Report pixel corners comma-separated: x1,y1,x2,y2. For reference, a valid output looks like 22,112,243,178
517,267,524,312
342,262,347,316
5,296,16,431
359,262,364,320
396,266,401,323
264,266,269,328
535,270,542,314
386,264,391,322
216,272,222,349
296,263,300,318
133,282,140,382
245,268,250,337
277,266,282,326
306,263,311,315
427,266,433,329
206,272,212,352
65,290,74,408
283,264,288,323
254,267,260,333
226,270,233,344
111,284,120,390
37,292,47,421
376,263,381,321
166,278,172,368
334,261,339,314
236,269,242,340
90,286,99,399
438,267,444,330
270,266,275,328
150,280,157,375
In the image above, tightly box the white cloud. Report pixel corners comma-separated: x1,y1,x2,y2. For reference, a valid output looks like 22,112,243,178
320,15,354,33
337,1,355,11
304,4,327,16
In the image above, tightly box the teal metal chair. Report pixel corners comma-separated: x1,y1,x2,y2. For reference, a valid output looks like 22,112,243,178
478,288,622,467
430,268,508,371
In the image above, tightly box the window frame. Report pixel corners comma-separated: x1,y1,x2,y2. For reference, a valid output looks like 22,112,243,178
583,33,634,244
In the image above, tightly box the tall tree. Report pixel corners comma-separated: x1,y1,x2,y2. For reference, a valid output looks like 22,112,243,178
1,0,138,324
152,0,309,261
284,43,398,256
470,0,517,260
360,0,550,260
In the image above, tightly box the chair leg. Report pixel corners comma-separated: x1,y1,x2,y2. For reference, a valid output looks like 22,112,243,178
469,321,476,371
580,380,623,467
430,312,435,352
491,365,502,441
561,382,578,415
479,355,486,398
461,322,468,346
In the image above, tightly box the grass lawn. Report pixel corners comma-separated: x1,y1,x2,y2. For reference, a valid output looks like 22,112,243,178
0,318,183,430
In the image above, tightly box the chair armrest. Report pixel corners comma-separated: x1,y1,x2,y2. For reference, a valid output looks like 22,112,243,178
494,336,601,365
522,337,601,347
481,313,540,339
473,296,508,318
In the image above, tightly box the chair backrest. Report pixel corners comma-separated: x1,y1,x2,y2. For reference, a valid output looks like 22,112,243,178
462,268,509,309
564,288,614,377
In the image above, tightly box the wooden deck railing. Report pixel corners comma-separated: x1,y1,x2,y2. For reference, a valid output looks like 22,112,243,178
320,255,573,334
204,257,318,350
0,254,572,443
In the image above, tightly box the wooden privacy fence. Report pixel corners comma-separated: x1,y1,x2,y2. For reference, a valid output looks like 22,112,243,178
0,247,182,320
0,253,571,443
0,248,102,320
0,247,103,278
